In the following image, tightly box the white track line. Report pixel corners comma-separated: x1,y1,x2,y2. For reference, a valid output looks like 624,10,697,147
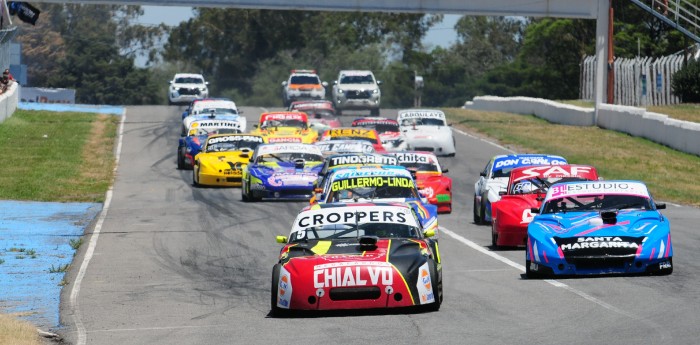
440,227,636,319
451,127,515,153
69,110,126,345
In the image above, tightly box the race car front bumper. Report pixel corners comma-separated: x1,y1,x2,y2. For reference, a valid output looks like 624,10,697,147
198,171,243,187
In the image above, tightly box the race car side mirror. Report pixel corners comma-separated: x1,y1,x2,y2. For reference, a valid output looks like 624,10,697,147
442,168,448,173
253,124,258,129
423,229,436,238
498,191,507,196
276,236,288,243
479,172,486,177
314,187,323,193
530,207,540,214
239,153,250,159
655,202,666,210
281,81,287,86
322,81,328,87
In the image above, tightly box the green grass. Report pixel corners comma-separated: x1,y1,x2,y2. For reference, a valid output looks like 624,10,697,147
0,110,118,202
48,263,70,273
444,108,700,206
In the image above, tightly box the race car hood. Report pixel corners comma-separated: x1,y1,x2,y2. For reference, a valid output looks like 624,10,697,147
401,125,450,139
337,84,379,92
249,162,322,186
197,151,251,170
531,210,665,238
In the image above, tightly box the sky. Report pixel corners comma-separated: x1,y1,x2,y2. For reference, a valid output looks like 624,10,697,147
137,6,460,48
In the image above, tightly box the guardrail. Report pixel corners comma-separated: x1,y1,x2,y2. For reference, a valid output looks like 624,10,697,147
464,96,700,157
0,82,19,123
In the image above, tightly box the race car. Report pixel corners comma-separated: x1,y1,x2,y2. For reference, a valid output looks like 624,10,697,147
289,100,341,136
271,202,442,315
351,117,404,152
313,153,399,201
320,127,384,152
314,139,375,157
192,134,265,187
181,98,240,121
473,154,568,225
387,152,452,214
281,69,327,107
526,180,672,278
316,166,438,233
241,143,324,201
397,109,455,157
250,112,318,144
490,165,599,248
177,118,245,169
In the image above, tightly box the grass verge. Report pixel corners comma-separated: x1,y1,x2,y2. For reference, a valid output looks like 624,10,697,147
0,313,43,345
444,108,700,206
0,110,118,202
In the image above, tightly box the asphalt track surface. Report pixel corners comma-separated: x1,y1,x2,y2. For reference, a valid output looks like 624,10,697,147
61,105,700,345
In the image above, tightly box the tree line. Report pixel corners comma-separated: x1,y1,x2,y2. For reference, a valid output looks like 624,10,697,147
13,3,698,106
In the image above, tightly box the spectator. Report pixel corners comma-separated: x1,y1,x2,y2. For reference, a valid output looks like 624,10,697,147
3,69,14,81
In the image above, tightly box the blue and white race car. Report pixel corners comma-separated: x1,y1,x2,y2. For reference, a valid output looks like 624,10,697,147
181,99,245,135
241,143,324,201
526,180,672,278
316,166,439,234
473,154,567,224
177,118,244,169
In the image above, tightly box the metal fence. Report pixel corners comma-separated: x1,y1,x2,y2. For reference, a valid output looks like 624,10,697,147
580,54,687,106
0,27,17,71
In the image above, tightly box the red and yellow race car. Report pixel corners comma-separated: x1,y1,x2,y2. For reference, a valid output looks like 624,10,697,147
250,111,319,144
320,127,384,152
491,164,599,248
289,100,341,136
387,151,452,214
271,202,442,315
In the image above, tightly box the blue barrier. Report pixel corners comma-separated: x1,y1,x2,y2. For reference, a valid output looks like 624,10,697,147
18,102,125,115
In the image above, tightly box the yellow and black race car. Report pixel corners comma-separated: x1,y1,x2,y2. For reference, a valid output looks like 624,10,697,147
192,134,265,187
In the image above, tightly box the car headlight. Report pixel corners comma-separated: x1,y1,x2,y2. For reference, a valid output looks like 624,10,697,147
337,89,344,94
373,89,379,94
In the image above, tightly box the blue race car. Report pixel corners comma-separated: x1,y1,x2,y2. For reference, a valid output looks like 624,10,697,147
526,180,672,278
316,166,439,234
177,118,244,169
241,143,324,201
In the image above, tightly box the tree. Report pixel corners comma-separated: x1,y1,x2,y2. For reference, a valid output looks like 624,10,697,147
672,58,700,102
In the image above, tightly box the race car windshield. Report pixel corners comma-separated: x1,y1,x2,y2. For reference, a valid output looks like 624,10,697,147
306,110,335,118
355,123,399,133
541,194,652,214
261,119,306,128
192,128,241,137
175,77,204,84
255,152,323,163
198,107,237,115
205,140,261,153
290,76,320,84
327,179,418,202
492,168,514,178
401,162,439,173
340,75,375,84
401,118,445,126
510,177,588,195
290,223,420,242
328,135,379,145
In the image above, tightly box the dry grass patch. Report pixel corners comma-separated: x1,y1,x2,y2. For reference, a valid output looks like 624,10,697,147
444,108,700,206
0,313,42,345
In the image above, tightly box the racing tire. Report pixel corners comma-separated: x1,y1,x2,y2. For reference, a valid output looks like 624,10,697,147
192,168,199,187
241,184,249,202
270,265,289,317
177,147,186,170
370,108,380,116
491,225,499,248
479,196,488,225
424,261,442,312
473,197,481,224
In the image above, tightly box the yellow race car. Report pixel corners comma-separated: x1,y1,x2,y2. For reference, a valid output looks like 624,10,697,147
250,111,318,144
192,134,265,187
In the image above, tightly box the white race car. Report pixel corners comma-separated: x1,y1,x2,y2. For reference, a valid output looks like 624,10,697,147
397,109,456,157
182,99,246,135
168,73,209,105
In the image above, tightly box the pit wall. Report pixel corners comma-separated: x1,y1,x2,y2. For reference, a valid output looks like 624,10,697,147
0,82,18,123
464,96,700,157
